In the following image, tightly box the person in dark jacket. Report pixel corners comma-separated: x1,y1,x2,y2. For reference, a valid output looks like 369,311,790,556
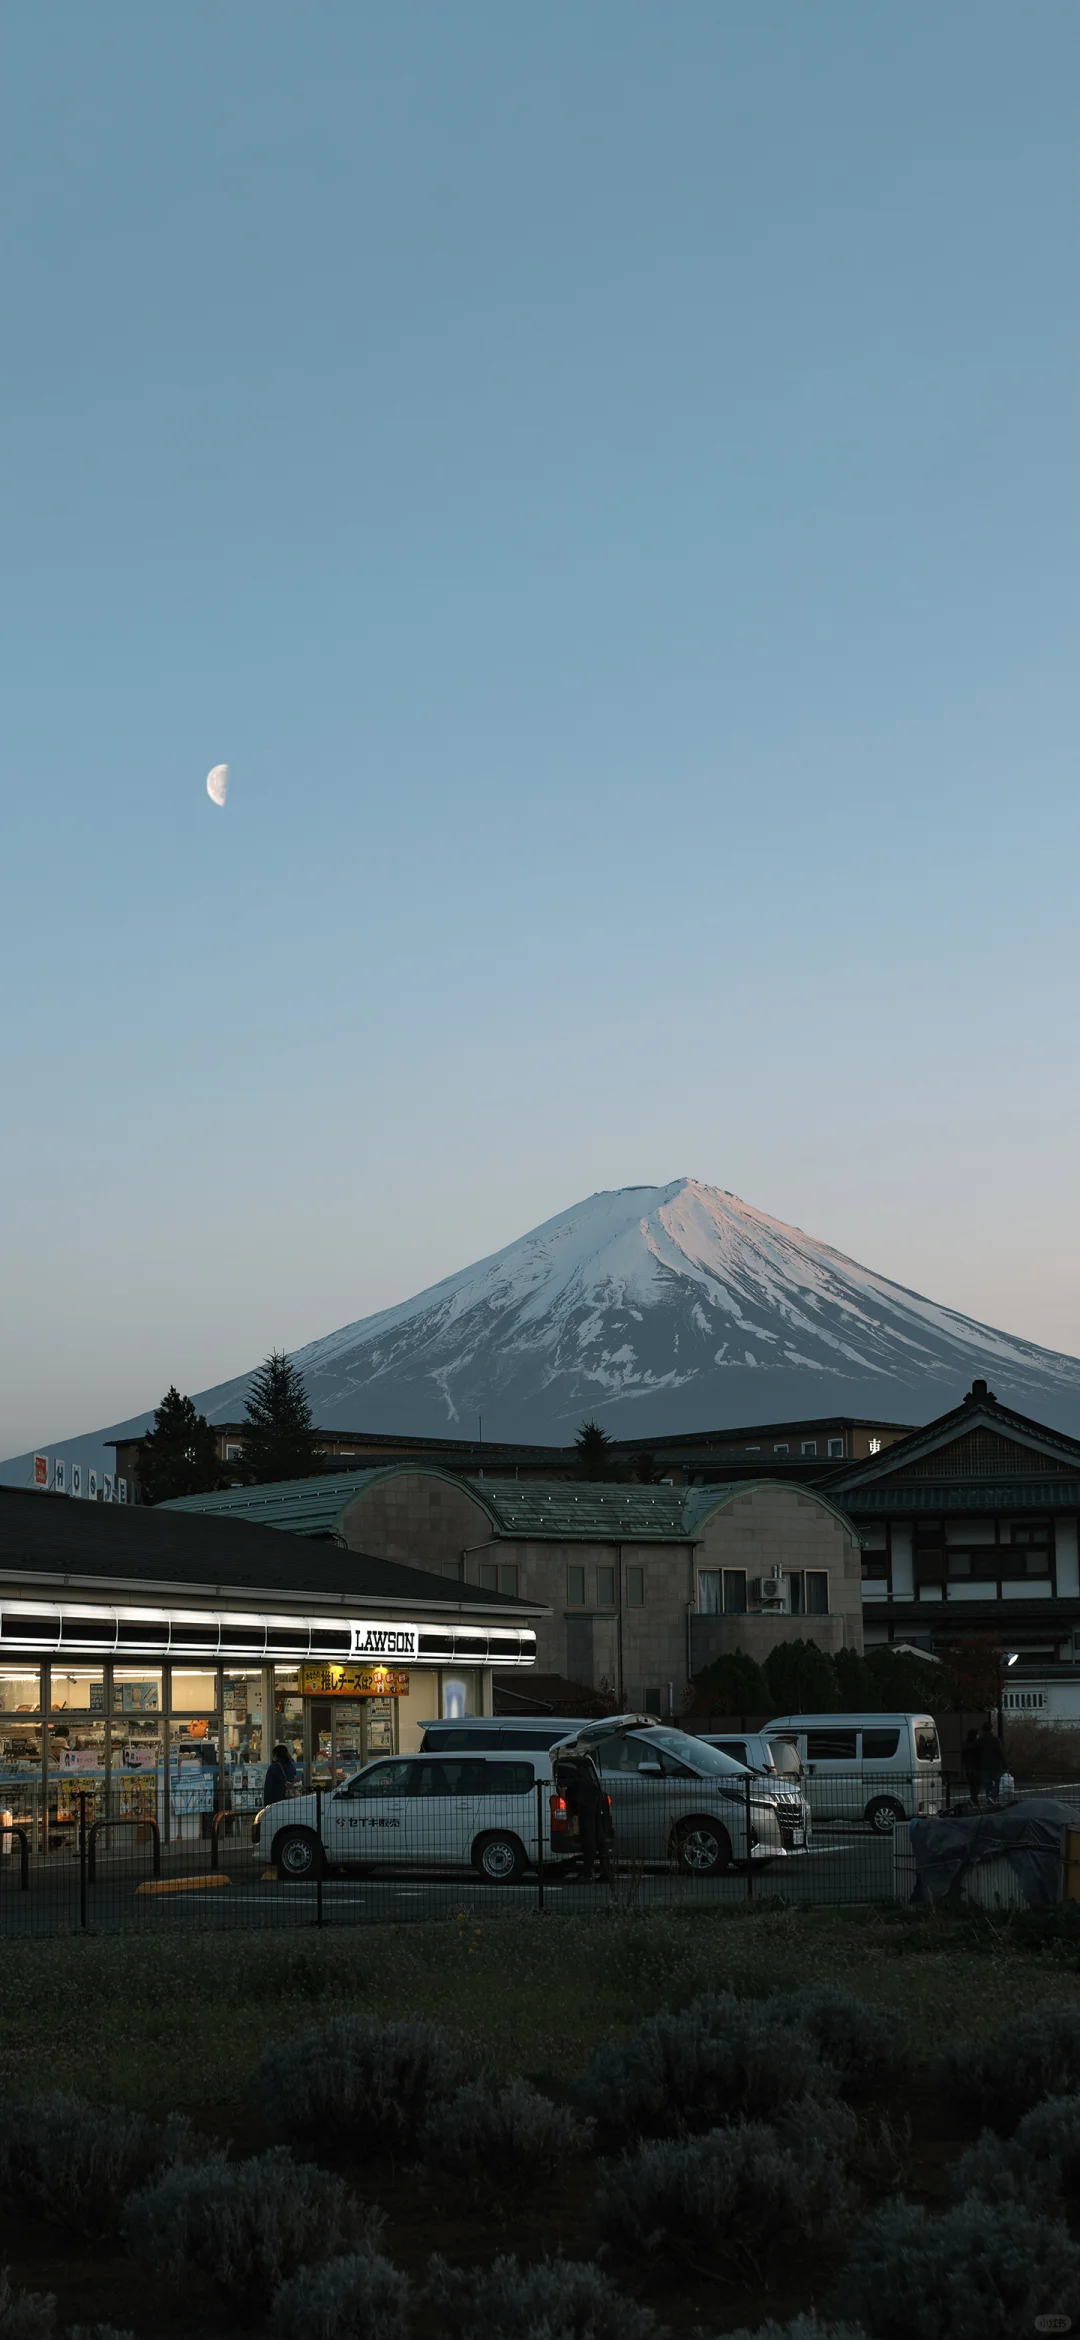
978,1722,1007,1803
962,1729,982,1803
561,1754,613,1883
262,1743,294,1806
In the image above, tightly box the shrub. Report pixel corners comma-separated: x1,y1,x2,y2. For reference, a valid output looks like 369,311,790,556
599,2119,852,2279
952,2091,1080,2208
577,1992,833,2139
124,2145,372,2307
834,2197,1080,2340
429,2253,660,2340
767,1986,908,2097
269,2249,410,2340
690,1650,771,1714
717,2321,869,2340
253,2014,470,2154
0,2094,203,2240
67,2329,136,2339
938,2001,1080,2131
419,2076,592,2187
0,2272,54,2340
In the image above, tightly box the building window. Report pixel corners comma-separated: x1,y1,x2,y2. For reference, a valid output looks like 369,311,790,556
225,1444,242,1461
745,1446,761,1455
566,1565,586,1607
868,1437,882,1454
596,1565,616,1607
698,1571,722,1614
627,1565,645,1607
862,1551,888,1580
827,1438,844,1459
723,1570,748,1615
773,1443,789,1456
789,1571,829,1615
801,1441,817,1458
480,1562,519,1596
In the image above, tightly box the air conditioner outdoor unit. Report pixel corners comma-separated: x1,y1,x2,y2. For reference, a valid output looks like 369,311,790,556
753,1570,791,1614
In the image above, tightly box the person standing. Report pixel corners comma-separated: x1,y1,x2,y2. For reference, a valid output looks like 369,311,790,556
262,1743,294,1806
562,1754,613,1883
978,1721,1006,1804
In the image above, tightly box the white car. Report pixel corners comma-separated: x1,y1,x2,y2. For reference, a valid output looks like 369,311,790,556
254,1748,567,1884
552,1716,804,1874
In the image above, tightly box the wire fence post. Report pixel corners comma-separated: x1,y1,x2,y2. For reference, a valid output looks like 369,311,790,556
744,1775,754,1903
535,1778,545,1915
315,1786,324,1930
78,1794,88,1932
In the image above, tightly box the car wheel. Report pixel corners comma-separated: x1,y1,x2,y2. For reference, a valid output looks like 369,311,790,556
866,1796,906,1834
674,1821,732,1876
473,1833,526,1884
274,1827,323,1882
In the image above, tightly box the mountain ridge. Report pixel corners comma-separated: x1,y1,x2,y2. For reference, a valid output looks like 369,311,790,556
5,1178,1080,1481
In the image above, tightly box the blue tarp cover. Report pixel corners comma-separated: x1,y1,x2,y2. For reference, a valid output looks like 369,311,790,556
909,1797,1076,1908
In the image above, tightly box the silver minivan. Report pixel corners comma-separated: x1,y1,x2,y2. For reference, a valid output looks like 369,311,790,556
763,1712,943,1832
552,1716,800,1873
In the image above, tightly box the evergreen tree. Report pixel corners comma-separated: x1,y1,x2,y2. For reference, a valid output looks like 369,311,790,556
239,1350,320,1485
763,1636,839,1713
691,1648,771,1718
574,1417,617,1480
834,1645,872,1707
138,1387,221,1505
866,1643,945,1714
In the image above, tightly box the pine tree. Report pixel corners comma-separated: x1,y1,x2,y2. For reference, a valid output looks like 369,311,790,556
239,1350,320,1485
632,1450,664,1485
138,1387,221,1505
575,1418,617,1480
763,1636,839,1713
834,1645,872,1707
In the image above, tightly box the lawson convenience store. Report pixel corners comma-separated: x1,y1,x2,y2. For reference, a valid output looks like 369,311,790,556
0,1485,541,1846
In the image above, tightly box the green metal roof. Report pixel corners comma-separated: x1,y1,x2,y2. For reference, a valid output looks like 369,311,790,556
848,1481,1080,1515
166,1467,856,1544
163,1472,385,1536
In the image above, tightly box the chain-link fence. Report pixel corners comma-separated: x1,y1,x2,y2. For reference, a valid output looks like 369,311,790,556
2,1768,1078,1935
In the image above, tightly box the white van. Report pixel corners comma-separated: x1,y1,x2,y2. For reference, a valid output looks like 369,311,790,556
763,1713,942,1833
254,1747,572,1884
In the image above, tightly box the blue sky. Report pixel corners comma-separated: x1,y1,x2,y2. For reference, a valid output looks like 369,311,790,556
2,2,1077,1454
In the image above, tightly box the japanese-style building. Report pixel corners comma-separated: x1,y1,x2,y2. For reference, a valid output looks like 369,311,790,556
828,1380,1080,1698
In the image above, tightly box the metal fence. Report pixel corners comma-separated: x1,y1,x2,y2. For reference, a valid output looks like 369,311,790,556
0,1772,1077,1936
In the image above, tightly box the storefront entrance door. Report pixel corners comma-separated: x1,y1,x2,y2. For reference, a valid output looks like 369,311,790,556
304,1697,398,1787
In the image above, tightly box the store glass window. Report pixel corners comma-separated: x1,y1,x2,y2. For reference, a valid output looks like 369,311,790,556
273,1668,305,1779
223,1671,264,1809
0,1670,43,1820
112,1671,164,1820
48,1670,107,1831
169,1669,218,1712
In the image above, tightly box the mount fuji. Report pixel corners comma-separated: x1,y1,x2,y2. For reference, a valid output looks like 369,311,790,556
6,1179,1080,1484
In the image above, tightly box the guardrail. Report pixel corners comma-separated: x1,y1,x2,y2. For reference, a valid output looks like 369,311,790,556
85,1811,162,1885
0,1825,30,1892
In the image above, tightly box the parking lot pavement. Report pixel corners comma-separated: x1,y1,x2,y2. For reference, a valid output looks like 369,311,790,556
0,1827,901,1935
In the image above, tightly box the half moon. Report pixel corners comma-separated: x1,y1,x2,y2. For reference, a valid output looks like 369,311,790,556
206,763,228,807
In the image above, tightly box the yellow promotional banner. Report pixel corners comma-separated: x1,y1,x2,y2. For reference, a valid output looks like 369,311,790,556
298,1663,410,1699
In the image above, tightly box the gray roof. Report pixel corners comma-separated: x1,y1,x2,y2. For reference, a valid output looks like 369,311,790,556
0,1485,540,1614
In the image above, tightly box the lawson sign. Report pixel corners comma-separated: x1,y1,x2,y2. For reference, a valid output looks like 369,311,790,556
351,1623,419,1659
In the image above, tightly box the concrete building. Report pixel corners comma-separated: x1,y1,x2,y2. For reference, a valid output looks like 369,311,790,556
166,1467,865,1708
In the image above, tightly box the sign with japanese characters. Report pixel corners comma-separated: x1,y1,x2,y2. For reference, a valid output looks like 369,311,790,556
299,1663,410,1699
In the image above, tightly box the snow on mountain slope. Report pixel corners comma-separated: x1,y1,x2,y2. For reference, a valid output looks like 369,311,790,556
6,1179,1080,1481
